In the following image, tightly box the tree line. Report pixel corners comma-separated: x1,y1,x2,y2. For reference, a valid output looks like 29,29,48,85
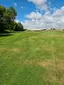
0,5,24,33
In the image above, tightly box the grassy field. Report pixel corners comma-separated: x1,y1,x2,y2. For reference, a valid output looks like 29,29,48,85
0,30,64,85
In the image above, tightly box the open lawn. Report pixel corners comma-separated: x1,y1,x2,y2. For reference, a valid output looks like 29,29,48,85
0,30,64,85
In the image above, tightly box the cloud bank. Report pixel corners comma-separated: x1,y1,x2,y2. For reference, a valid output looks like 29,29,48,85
18,0,64,30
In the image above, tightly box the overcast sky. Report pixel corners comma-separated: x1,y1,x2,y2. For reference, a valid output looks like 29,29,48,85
0,0,64,30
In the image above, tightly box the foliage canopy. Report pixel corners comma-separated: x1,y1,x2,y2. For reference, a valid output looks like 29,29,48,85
0,5,24,33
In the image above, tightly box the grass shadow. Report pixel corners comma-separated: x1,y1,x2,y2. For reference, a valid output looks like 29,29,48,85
0,33,13,37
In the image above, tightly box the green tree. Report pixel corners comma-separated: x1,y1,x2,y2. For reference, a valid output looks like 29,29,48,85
0,5,6,32
0,5,17,33
8,7,17,21
4,7,17,31
14,22,24,31
0,5,24,33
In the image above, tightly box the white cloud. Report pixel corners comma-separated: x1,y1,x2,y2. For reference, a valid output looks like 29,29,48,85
22,6,64,30
25,12,42,19
13,3,17,6
28,0,47,6
53,6,64,17
28,0,48,11
14,0,64,30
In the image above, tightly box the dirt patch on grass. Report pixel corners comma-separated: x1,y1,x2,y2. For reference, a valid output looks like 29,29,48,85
24,59,53,67
44,59,64,85
37,60,52,67
24,59,64,84
40,45,54,53
55,59,64,70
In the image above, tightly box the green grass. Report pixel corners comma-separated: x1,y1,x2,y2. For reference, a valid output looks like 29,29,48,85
0,30,64,85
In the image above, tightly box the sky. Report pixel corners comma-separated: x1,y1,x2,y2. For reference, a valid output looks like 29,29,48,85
0,0,64,30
